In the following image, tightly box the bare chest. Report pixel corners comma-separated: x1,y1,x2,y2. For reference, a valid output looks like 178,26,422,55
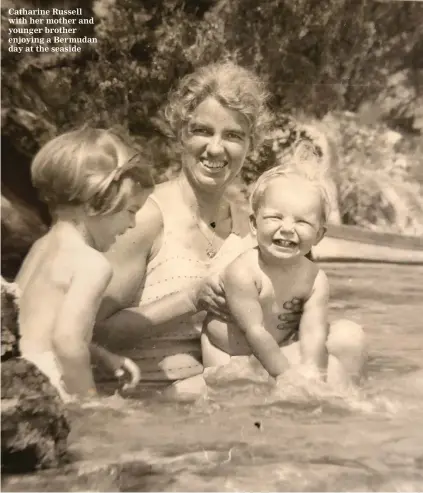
258,270,314,343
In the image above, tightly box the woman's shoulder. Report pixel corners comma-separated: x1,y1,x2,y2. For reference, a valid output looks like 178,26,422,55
104,191,164,263
147,180,182,215
226,185,250,237
150,180,177,200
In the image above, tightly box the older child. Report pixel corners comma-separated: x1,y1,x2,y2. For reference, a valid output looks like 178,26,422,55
16,127,154,401
202,166,366,388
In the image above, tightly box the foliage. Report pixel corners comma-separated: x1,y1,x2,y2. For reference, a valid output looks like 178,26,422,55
322,111,423,235
1,278,21,360
1,0,423,233
233,109,423,235
2,0,422,130
202,0,423,123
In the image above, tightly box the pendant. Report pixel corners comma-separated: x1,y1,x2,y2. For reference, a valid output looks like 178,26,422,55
206,245,217,258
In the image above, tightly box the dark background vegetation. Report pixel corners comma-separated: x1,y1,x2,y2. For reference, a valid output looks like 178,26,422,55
2,0,423,279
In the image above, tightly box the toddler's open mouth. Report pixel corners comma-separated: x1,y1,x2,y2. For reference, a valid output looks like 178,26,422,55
273,239,297,248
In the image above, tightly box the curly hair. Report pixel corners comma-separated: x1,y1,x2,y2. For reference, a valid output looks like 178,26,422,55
165,62,272,149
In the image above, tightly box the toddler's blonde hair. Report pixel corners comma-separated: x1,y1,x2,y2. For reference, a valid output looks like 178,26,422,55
31,127,154,215
249,165,331,225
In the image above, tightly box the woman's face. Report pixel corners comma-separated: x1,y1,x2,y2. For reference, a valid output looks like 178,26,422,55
181,96,251,192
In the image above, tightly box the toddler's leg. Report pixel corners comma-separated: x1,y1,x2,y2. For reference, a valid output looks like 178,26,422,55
326,319,367,389
165,328,231,400
201,331,231,368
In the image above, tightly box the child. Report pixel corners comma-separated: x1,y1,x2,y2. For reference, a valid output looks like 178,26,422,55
202,166,366,388
15,127,154,401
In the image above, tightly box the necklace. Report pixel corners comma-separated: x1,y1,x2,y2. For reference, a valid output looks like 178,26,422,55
196,219,218,259
177,178,219,259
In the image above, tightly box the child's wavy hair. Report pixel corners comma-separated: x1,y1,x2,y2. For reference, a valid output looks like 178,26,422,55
31,127,154,215
165,61,273,150
249,164,332,225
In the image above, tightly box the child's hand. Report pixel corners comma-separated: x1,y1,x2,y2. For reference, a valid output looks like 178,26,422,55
90,345,141,391
115,357,141,390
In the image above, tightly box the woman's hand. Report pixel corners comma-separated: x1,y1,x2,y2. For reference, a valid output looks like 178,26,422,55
190,275,232,322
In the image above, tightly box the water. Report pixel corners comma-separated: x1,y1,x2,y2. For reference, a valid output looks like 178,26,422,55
5,263,423,491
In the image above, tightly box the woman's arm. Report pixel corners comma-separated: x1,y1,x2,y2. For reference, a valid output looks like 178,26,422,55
97,197,195,327
53,252,113,397
95,197,230,342
97,289,199,338
96,198,163,321
224,257,289,377
298,269,330,377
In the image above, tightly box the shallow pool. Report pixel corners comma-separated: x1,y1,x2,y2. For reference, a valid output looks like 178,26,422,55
5,263,423,491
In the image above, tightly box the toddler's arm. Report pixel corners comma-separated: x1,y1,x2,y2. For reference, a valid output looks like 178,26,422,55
223,258,289,378
53,253,113,397
298,269,330,377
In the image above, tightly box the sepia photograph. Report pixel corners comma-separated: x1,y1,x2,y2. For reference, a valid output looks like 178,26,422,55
1,0,423,491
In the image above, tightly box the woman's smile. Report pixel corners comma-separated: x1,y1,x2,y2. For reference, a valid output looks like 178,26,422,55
200,157,228,173
183,96,250,190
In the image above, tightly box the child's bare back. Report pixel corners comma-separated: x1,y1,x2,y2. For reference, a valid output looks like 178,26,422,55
18,222,111,355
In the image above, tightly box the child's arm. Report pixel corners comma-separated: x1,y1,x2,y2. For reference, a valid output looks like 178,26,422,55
298,269,330,377
224,258,289,378
53,253,113,397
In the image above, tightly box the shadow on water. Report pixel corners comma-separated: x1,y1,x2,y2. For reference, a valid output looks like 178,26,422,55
3,263,423,491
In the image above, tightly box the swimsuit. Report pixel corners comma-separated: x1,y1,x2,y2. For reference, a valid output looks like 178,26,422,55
119,185,253,382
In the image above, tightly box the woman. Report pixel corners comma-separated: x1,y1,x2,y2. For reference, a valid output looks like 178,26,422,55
94,62,366,394
94,62,273,387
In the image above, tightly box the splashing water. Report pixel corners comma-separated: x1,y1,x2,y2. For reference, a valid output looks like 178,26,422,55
4,264,423,492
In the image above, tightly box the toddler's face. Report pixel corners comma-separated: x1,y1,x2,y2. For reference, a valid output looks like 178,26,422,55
86,186,148,252
250,177,325,262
